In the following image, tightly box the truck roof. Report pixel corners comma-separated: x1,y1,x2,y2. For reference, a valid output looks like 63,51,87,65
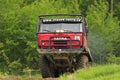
39,14,83,17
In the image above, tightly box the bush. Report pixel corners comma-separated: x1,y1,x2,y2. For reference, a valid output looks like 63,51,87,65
107,54,120,64
8,60,22,75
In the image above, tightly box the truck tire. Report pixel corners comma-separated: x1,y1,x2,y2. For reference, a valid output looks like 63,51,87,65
76,55,89,69
39,55,54,78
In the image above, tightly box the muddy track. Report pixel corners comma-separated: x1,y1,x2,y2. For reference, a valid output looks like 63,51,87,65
0,78,57,80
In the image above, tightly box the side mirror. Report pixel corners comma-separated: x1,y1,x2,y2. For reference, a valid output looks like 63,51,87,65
36,24,39,35
86,26,88,36
86,26,88,33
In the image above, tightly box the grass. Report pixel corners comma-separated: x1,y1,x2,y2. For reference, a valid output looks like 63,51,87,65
0,64,120,80
0,72,42,79
16,73,42,79
0,72,8,78
59,64,120,80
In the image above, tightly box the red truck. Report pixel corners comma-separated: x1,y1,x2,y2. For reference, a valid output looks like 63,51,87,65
36,14,92,78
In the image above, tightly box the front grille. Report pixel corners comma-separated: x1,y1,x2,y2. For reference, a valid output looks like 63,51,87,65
54,40,67,49
40,36,81,49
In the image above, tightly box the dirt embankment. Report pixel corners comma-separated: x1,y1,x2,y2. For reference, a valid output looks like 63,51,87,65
0,78,57,80
25,78,57,80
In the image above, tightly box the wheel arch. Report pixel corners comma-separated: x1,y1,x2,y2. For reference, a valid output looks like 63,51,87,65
80,52,93,62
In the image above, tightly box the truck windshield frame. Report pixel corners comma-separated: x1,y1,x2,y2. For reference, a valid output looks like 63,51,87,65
40,23,83,33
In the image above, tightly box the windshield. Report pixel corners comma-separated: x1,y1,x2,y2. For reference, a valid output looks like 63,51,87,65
40,23,82,32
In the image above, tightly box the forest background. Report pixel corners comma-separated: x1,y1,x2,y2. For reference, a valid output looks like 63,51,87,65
0,0,120,74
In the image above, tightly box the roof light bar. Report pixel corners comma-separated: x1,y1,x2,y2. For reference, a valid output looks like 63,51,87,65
42,18,81,22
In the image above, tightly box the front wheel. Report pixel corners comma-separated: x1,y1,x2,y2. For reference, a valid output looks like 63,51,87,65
75,55,89,69
39,55,54,78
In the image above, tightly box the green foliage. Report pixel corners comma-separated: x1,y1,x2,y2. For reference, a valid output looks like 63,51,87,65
107,54,120,64
8,60,22,74
114,0,120,19
87,1,120,63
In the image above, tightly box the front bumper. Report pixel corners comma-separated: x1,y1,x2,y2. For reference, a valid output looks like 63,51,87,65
37,48,85,55
37,48,93,62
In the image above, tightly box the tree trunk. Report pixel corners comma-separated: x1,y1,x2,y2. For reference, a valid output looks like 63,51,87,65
108,0,113,15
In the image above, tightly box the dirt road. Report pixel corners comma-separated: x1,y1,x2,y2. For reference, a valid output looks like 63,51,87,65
0,78,57,80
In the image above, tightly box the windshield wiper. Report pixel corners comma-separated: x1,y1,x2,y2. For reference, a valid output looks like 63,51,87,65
43,29,51,32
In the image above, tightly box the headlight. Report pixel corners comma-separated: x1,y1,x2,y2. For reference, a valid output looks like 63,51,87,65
56,30,64,33
75,36,80,40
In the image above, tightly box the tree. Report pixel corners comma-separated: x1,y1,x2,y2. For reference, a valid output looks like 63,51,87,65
87,1,119,63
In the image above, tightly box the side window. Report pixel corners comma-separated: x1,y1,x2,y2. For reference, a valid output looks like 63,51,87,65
80,24,83,32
